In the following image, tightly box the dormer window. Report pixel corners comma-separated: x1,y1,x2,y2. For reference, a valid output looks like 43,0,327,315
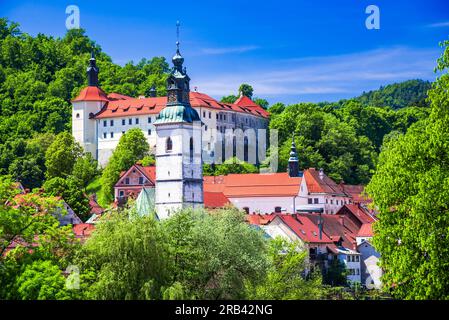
166,137,173,152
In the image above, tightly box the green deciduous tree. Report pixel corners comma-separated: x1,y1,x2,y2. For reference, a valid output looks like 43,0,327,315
246,238,324,299
99,128,150,204
238,83,254,99
45,132,82,180
43,177,91,221
366,40,449,299
71,152,99,192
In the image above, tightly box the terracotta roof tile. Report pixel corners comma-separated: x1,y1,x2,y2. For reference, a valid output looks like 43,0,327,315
203,173,301,197
204,191,230,208
72,86,109,102
92,91,269,119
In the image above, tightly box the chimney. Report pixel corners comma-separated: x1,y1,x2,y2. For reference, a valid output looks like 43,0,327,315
319,168,324,180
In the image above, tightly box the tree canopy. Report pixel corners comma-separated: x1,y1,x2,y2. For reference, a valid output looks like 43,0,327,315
366,40,449,299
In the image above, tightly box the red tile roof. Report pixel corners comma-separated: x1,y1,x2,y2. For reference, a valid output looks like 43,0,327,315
203,173,301,197
234,95,262,108
357,223,374,237
304,213,358,249
72,86,109,102
303,168,346,195
246,214,276,225
278,214,333,243
107,92,133,100
340,184,371,204
337,204,377,226
137,165,156,182
116,164,156,186
91,91,269,119
73,223,96,240
204,191,230,208
89,196,104,215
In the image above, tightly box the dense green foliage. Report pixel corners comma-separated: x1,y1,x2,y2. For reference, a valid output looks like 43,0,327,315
203,157,259,176
99,128,150,205
77,207,269,299
366,41,449,299
270,98,429,184
348,79,431,110
0,18,169,189
246,238,325,299
0,177,81,299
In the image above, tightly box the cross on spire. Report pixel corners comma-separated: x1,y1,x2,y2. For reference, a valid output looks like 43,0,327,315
176,20,180,51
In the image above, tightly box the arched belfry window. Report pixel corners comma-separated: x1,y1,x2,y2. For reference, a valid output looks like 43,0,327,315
166,137,173,152
189,137,194,162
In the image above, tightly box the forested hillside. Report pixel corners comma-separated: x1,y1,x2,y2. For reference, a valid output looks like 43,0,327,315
0,18,169,187
269,90,430,184
346,79,431,109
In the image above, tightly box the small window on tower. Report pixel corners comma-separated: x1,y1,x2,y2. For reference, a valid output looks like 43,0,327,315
166,137,173,152
76,113,80,118
148,129,151,136
110,132,114,138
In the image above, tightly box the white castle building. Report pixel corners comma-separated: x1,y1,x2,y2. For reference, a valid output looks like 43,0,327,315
71,54,269,168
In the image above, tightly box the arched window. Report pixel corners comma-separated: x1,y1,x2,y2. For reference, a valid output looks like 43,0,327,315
166,137,173,152
189,137,194,162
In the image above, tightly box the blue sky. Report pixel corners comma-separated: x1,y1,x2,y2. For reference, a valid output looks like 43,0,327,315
1,0,449,104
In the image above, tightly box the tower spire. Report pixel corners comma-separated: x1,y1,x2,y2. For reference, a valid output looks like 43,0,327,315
288,133,300,177
87,51,99,87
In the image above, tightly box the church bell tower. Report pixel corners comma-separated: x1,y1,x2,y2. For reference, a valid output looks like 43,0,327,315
154,22,203,219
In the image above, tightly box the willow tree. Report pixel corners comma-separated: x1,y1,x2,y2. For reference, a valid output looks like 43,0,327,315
366,40,449,299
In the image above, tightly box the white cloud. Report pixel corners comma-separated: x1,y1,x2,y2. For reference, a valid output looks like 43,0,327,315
191,46,439,101
200,45,259,55
427,21,449,28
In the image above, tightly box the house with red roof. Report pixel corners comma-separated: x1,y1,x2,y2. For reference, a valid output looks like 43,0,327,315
114,163,156,202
